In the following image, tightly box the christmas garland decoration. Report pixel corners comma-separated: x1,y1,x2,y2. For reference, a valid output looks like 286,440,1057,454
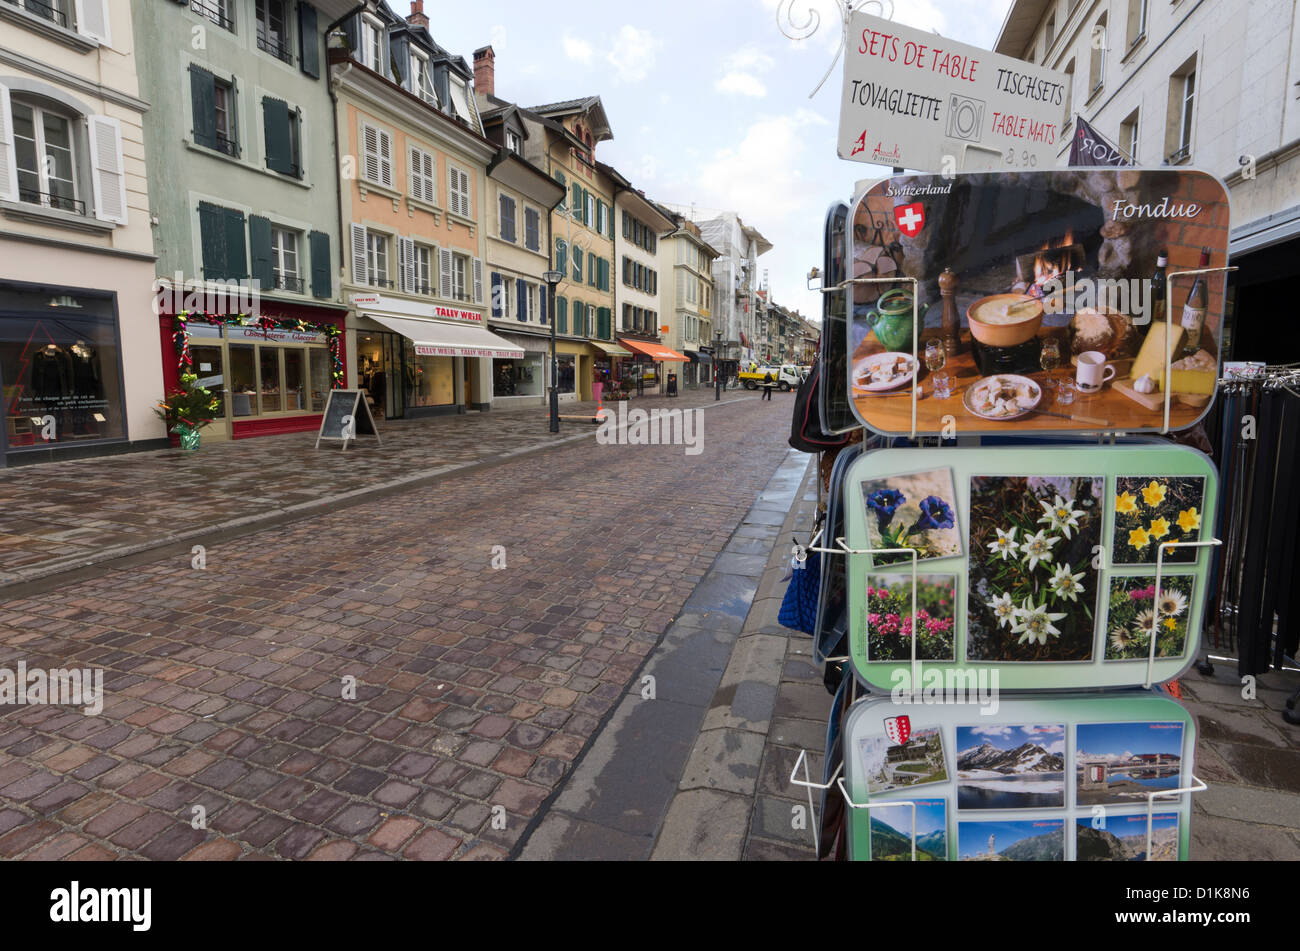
172,311,345,389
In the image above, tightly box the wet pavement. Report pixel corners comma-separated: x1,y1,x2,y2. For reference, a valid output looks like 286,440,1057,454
0,389,796,860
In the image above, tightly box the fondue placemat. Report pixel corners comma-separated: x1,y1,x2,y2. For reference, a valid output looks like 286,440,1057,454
846,169,1230,436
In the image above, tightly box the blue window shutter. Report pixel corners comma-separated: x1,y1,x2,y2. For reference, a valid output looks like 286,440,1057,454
491,272,502,318
298,2,320,78
517,278,527,321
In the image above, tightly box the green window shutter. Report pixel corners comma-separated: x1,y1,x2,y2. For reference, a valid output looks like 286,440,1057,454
572,246,583,283
223,207,248,281
557,296,567,334
571,182,581,219
189,65,217,149
263,97,293,175
298,2,320,79
198,201,226,279
309,230,331,298
555,239,566,273
249,214,274,289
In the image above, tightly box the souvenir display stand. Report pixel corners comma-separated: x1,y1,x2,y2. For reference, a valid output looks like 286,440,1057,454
785,168,1235,861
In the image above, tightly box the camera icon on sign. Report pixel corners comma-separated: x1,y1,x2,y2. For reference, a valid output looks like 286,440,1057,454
947,95,985,142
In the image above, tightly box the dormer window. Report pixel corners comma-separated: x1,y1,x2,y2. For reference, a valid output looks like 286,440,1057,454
410,48,436,105
506,130,522,155
359,13,384,71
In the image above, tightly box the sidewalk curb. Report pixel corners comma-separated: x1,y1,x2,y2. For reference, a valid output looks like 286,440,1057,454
0,396,753,597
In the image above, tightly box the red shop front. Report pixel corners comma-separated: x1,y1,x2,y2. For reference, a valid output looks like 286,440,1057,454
158,301,348,441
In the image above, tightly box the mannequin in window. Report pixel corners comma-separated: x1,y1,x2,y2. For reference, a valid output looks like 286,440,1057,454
33,344,71,399
70,342,102,398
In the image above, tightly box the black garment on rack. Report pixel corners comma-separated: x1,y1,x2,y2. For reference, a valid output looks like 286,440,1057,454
32,347,71,399
1270,393,1300,667
1237,388,1282,676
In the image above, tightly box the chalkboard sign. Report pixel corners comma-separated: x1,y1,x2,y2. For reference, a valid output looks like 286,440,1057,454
314,389,380,450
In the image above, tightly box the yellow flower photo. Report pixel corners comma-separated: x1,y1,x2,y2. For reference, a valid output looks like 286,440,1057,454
1141,481,1167,507
1113,476,1207,565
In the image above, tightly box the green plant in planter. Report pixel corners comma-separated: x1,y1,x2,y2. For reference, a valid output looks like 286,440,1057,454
155,372,220,450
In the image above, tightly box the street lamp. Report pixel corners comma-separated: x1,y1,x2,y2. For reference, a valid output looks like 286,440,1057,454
714,329,722,401
543,269,564,433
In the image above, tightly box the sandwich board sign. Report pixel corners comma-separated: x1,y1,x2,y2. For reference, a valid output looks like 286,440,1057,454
315,389,380,450
838,11,1068,173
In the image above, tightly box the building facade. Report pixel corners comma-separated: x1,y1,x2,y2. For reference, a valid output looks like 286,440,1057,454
608,167,675,395
995,0,1300,363
135,0,362,442
1,0,161,465
657,216,718,388
333,1,514,419
689,210,772,381
473,49,566,409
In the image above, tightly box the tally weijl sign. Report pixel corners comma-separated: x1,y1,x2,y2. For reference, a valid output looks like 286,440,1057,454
837,12,1067,173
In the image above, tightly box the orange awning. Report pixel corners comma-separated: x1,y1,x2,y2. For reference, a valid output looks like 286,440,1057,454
618,338,689,362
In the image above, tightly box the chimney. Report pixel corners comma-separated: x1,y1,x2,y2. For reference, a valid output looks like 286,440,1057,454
473,45,495,98
407,0,427,28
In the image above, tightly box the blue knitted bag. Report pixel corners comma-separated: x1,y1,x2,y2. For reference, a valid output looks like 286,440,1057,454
778,549,821,636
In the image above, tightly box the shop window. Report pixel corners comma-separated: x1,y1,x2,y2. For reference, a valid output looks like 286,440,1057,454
260,344,281,412
493,354,542,397
228,344,257,416
556,353,575,394
309,348,331,410
0,290,124,451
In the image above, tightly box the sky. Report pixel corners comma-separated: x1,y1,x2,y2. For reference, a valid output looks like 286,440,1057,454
419,0,1015,324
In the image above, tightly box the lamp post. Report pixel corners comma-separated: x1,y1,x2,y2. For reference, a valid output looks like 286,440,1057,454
543,269,564,433
714,329,722,401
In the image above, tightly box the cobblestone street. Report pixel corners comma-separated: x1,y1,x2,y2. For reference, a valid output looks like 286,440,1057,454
0,391,797,860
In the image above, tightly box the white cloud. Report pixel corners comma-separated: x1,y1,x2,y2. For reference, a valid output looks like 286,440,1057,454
490,23,506,52
724,46,776,74
715,72,768,98
562,32,594,66
636,155,657,181
606,25,661,83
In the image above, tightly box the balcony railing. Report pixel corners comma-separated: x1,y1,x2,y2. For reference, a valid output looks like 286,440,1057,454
367,276,394,289
13,0,68,27
1167,144,1191,165
190,0,233,31
213,131,240,157
256,27,293,63
273,274,304,293
18,188,85,216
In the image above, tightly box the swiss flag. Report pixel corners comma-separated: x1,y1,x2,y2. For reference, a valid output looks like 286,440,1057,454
883,715,911,747
894,202,925,238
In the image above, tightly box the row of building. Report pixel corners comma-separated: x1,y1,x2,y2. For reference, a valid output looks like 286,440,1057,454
0,0,816,466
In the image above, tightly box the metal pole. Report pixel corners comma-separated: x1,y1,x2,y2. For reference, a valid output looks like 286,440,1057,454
548,278,559,434
714,331,721,401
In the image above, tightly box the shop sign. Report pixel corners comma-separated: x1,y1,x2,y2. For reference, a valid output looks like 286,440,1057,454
841,692,1194,861
838,11,1067,172
225,325,325,344
847,168,1229,437
414,345,516,358
844,445,1217,692
433,307,483,323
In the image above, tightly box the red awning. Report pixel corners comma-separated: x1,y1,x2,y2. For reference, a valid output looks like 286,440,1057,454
618,338,689,362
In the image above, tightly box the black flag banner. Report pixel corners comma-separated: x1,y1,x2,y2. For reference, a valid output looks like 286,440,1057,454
1068,115,1131,166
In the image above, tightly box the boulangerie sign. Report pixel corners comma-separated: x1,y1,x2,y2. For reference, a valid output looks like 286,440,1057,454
838,11,1068,172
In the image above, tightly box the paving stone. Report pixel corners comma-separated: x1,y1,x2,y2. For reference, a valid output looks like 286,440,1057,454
679,729,766,795
1197,782,1300,828
1191,813,1300,860
651,789,751,861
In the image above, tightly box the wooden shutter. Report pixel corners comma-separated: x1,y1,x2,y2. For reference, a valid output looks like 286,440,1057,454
198,202,226,279
571,182,581,219
0,84,14,202
572,246,582,282
350,223,368,284
472,257,483,303
87,115,127,224
525,208,539,251
189,65,217,149
298,2,320,78
409,148,434,203
539,283,548,325
362,123,392,186
73,0,111,45
491,272,503,318
555,239,566,273
223,207,248,280
263,97,293,175
398,235,414,292
438,247,452,298
248,214,274,289
378,129,393,186
499,193,515,242
516,278,527,322
556,296,567,334
309,230,331,298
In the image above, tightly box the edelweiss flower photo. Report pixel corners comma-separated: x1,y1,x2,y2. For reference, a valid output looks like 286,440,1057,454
966,475,1103,662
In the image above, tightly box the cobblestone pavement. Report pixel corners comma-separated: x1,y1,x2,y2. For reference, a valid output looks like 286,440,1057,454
0,391,797,860
0,386,741,588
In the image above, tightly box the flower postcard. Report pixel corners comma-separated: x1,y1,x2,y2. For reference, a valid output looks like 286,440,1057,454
1104,575,1195,661
862,467,962,567
966,475,1104,662
865,574,957,661
1112,476,1206,565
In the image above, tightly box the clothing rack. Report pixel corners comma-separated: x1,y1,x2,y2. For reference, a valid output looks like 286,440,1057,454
1205,364,1300,678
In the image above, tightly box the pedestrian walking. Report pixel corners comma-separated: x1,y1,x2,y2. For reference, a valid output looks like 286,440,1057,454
761,381,773,401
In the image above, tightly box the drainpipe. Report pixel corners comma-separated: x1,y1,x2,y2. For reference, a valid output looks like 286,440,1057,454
325,4,366,274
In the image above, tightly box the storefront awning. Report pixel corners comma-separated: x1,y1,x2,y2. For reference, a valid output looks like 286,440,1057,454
618,338,689,362
364,313,524,359
592,340,634,357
